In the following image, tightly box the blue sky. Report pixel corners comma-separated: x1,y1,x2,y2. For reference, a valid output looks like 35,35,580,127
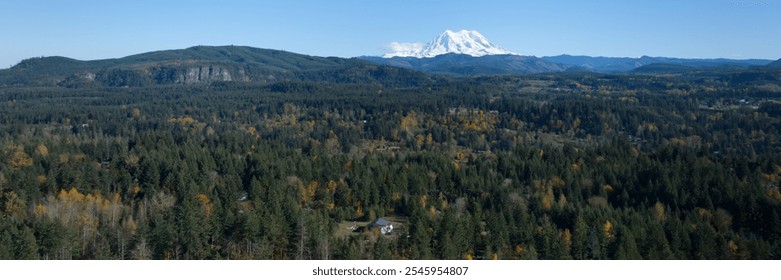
1,0,779,68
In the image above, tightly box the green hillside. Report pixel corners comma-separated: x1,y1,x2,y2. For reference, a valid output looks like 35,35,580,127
0,46,436,88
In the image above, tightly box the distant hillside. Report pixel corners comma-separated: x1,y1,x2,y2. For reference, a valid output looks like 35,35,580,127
539,55,644,72
541,55,772,73
362,54,567,76
364,53,773,76
768,59,781,68
631,63,698,74
0,45,437,88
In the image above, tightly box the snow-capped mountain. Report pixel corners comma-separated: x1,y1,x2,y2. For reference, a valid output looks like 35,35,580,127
384,30,517,58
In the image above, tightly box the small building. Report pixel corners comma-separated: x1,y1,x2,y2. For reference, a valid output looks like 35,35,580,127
368,218,393,235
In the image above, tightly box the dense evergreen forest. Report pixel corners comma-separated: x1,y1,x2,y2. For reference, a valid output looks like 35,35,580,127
1,71,781,260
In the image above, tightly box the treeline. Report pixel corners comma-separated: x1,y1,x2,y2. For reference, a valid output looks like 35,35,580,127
0,76,780,259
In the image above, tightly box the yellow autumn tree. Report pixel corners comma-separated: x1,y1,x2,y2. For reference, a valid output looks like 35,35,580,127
768,187,781,202
36,175,47,186
561,229,573,253
513,244,525,259
38,187,132,253
324,131,341,154
9,149,33,168
535,176,564,211
391,192,401,202
125,153,140,168
124,216,138,234
653,201,666,222
35,144,49,157
131,108,141,119
464,249,474,260
354,201,364,218
196,193,213,218
549,176,566,189
400,111,419,132
541,187,554,210
603,219,614,240
301,181,318,207
2,191,26,218
34,203,47,217
557,193,568,206
415,134,425,150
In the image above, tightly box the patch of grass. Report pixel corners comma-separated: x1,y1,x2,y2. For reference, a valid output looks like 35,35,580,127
334,215,408,239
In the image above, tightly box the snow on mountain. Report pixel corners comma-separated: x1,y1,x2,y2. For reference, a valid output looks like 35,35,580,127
384,30,517,58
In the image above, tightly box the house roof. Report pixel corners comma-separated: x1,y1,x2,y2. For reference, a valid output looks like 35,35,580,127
369,218,391,226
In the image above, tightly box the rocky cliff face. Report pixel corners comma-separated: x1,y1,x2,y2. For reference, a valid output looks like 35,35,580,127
177,65,234,84
60,64,253,87
53,62,293,88
58,65,244,87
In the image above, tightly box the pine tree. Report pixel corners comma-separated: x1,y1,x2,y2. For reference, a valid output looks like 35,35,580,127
587,226,601,260
15,226,39,259
0,223,13,259
615,227,642,259
572,215,588,260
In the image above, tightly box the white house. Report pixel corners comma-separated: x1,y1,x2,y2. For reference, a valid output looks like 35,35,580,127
368,218,393,235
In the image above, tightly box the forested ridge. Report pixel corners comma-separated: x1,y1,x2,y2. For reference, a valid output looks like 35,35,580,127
1,70,781,259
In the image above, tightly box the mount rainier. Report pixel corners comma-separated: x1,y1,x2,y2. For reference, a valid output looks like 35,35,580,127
365,29,566,75
384,30,516,58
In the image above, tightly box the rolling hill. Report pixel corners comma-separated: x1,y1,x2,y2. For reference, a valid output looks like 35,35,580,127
541,55,772,73
0,45,437,88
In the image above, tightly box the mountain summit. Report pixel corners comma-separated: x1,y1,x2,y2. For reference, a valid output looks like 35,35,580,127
384,30,516,58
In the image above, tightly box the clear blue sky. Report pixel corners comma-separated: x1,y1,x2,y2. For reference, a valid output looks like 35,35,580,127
1,0,779,68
